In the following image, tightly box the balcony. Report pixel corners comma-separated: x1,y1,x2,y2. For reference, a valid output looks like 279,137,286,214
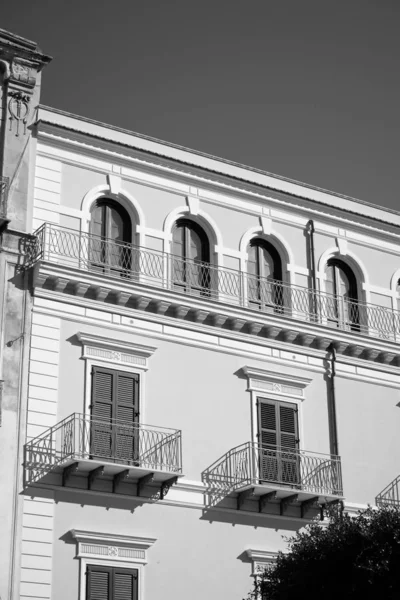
376,475,400,507
26,223,400,347
24,413,182,500
202,442,343,519
0,176,9,231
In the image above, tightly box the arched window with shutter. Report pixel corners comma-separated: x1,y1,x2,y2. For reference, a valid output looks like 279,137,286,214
171,218,210,295
89,199,132,272
247,238,283,311
325,259,359,330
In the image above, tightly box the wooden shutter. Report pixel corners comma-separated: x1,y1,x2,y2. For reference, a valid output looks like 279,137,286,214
257,398,299,485
86,565,138,600
87,565,111,600
91,367,139,463
258,401,277,449
91,367,114,459
115,372,139,463
257,399,298,449
114,568,138,600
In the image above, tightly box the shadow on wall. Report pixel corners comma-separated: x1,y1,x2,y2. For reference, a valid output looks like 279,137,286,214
24,486,147,513
200,507,305,533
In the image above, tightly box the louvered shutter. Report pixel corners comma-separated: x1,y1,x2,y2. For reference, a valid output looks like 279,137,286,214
91,367,114,459
279,403,300,485
257,400,279,482
257,399,299,486
87,565,111,600
113,568,138,600
115,372,139,463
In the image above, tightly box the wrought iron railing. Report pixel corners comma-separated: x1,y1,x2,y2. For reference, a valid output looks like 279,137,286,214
202,442,343,501
24,413,182,486
0,176,9,220
26,223,400,341
376,475,400,507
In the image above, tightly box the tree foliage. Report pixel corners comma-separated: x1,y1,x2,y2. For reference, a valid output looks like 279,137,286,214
248,505,400,600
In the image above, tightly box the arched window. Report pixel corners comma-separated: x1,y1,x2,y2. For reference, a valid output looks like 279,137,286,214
171,218,210,295
89,199,132,272
396,280,400,312
247,239,283,311
325,259,358,329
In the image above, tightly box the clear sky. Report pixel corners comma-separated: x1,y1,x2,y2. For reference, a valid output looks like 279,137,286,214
2,1,400,212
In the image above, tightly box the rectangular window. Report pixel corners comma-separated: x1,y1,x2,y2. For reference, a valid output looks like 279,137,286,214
86,564,138,600
257,398,300,486
91,366,139,463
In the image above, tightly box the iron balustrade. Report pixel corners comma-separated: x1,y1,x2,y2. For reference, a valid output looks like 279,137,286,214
27,223,400,341
202,442,343,500
24,412,182,486
376,475,400,507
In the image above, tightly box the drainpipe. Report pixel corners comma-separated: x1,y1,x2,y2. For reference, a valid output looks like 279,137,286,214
328,344,339,457
307,219,317,292
307,220,317,319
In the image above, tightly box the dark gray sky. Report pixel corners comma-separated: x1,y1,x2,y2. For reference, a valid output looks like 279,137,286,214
3,1,400,211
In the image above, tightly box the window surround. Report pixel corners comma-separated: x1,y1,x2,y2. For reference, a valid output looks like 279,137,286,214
71,529,156,600
77,332,157,424
242,366,311,399
245,548,278,577
242,366,311,450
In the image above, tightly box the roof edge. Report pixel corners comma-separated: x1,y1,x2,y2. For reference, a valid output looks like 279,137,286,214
37,104,400,223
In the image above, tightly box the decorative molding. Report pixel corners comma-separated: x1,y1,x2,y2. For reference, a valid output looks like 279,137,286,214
77,332,156,370
71,530,154,600
336,237,348,256
186,195,200,215
71,530,156,565
260,216,272,235
242,366,312,399
8,90,30,136
107,173,122,194
245,549,278,576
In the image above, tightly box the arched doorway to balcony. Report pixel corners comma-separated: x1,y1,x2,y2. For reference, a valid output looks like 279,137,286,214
247,238,284,312
325,258,359,330
89,198,132,273
171,218,210,296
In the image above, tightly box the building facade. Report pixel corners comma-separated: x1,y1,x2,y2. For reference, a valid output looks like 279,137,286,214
1,28,400,600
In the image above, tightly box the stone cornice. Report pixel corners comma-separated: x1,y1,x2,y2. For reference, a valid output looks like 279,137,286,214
32,260,400,370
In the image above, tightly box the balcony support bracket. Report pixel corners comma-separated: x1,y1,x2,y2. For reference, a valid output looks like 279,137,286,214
319,498,342,521
62,462,79,487
237,487,256,511
160,476,179,500
280,494,298,516
137,473,155,497
300,496,319,518
259,491,277,513
112,469,130,494
88,466,104,490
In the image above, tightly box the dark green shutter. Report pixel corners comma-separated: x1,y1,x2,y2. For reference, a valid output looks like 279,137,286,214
87,565,138,600
258,401,277,448
257,398,299,485
91,368,139,463
87,565,111,600
91,367,114,458
115,372,139,463
114,568,138,600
